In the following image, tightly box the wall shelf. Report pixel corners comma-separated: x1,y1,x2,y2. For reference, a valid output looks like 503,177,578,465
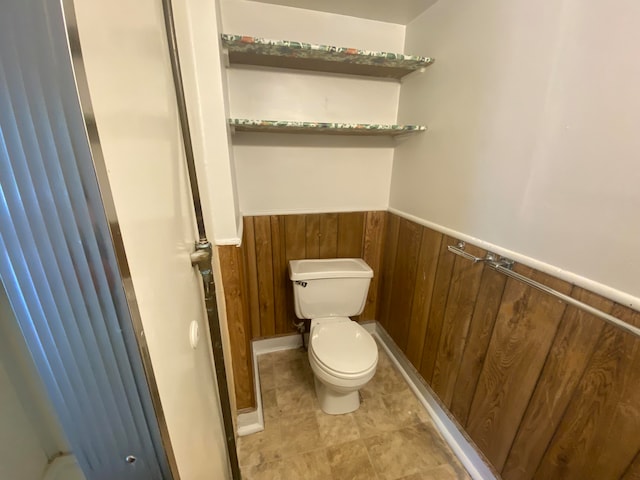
229,119,426,136
221,34,434,79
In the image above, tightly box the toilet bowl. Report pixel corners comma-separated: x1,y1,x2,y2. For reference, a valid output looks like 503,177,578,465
289,258,379,414
308,317,378,414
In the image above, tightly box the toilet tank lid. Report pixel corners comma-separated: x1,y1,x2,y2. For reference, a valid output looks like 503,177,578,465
289,258,373,281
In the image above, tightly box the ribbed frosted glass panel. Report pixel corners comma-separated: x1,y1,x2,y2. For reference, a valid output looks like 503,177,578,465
0,2,171,479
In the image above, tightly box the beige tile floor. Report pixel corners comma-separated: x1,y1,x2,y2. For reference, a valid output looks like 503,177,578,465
238,344,471,480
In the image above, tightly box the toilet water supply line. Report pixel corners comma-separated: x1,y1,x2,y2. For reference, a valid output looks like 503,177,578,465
295,320,307,350
160,1,241,479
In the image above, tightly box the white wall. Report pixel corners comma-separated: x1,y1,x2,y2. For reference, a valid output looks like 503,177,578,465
221,0,405,50
0,285,70,480
173,0,243,245
0,364,49,480
221,0,404,215
391,0,640,306
74,1,231,479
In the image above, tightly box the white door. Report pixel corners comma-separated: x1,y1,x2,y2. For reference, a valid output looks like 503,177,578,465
72,1,231,478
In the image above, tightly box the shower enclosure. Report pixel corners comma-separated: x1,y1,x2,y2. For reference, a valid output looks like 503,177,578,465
1,0,178,478
0,285,85,480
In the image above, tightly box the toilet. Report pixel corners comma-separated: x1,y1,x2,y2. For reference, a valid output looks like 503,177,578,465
289,258,378,415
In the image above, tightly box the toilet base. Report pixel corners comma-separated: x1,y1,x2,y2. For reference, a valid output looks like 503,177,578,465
314,377,360,415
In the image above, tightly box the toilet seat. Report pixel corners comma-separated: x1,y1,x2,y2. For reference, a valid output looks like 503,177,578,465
309,318,378,378
310,348,377,381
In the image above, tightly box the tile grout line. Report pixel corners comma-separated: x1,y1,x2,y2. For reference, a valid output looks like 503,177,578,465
362,437,383,480
242,327,484,479
366,322,496,480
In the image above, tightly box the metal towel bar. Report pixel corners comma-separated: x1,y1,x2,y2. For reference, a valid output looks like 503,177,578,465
448,242,640,339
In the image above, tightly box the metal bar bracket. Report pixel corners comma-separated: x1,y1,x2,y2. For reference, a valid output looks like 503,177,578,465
448,242,511,267
190,241,212,269
448,241,640,339
191,241,214,297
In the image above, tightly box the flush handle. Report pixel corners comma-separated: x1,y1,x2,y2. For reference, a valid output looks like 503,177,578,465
295,281,307,288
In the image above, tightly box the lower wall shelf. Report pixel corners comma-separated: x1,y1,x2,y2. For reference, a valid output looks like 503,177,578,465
228,118,427,136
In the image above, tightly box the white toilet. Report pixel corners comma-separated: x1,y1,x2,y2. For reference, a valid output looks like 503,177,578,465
289,258,378,415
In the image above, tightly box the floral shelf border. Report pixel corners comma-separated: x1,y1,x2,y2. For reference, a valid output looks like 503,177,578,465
221,34,434,79
228,119,427,136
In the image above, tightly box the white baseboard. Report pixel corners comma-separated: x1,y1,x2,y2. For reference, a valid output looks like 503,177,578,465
366,322,496,480
236,323,496,480
252,333,303,355
237,334,303,436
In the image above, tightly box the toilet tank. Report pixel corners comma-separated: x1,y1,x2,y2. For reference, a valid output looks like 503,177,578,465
289,258,373,319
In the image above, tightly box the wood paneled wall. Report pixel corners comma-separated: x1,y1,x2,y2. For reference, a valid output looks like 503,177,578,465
378,212,640,480
219,211,386,410
220,209,640,478
218,245,254,412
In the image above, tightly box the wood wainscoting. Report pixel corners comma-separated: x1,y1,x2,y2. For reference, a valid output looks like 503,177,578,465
219,211,386,410
378,212,640,480
219,210,640,479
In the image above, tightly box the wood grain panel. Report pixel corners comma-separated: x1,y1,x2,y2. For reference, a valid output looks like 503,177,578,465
419,235,457,382
466,267,571,470
284,215,306,331
450,266,506,425
377,213,400,331
431,243,485,407
590,335,640,479
533,324,625,479
622,451,640,480
218,245,254,410
502,287,612,480
361,211,386,321
535,306,640,480
405,228,443,369
337,212,365,257
241,212,379,339
350,214,640,479
387,218,423,349
319,213,338,258
271,216,289,334
254,216,276,336
305,214,321,258
284,215,307,259
242,217,261,338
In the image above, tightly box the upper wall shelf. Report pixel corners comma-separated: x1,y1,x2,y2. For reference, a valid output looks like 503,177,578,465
221,34,435,80
229,119,426,136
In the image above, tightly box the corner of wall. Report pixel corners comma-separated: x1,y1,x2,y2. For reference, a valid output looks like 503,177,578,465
173,0,242,245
